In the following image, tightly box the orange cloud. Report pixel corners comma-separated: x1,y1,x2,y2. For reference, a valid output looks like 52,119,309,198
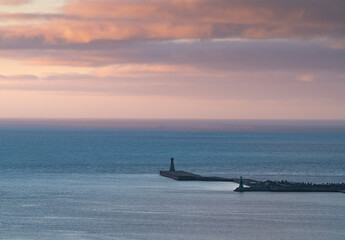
296,73,315,82
92,64,196,77
1,0,344,46
58,0,345,41
1,0,344,120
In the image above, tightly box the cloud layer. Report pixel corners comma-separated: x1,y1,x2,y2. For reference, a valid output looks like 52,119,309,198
0,0,345,119
0,0,30,5
1,0,345,46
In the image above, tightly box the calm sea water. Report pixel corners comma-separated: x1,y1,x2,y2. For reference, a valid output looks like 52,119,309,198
0,120,344,239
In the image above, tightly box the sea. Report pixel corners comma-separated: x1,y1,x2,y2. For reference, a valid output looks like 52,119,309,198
0,119,344,240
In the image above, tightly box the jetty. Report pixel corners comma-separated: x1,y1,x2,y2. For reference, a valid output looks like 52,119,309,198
160,170,241,182
160,158,345,193
160,158,256,184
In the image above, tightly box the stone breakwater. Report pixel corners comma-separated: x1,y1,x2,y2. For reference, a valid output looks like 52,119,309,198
159,170,345,193
234,180,345,193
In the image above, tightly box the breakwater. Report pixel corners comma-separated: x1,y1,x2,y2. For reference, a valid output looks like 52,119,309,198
235,180,345,193
160,158,258,185
160,158,345,193
160,170,239,182
160,170,345,193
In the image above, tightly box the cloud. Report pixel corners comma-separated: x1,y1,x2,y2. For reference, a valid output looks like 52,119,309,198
1,70,344,103
0,0,30,5
296,73,315,82
1,0,344,120
1,40,345,73
37,0,345,41
0,0,345,46
91,64,196,77
0,13,76,21
0,74,38,80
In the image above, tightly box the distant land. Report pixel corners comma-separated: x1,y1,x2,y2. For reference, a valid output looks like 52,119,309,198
1,119,345,132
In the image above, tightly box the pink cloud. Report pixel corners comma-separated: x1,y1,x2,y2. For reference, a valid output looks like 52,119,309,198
0,0,344,46
1,0,344,120
1,40,344,73
0,0,30,5
0,70,343,101
0,74,37,80
296,73,315,82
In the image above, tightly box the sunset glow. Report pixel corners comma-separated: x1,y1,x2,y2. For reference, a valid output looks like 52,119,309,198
1,0,344,119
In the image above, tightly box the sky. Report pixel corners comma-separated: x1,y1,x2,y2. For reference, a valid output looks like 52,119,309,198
0,0,344,119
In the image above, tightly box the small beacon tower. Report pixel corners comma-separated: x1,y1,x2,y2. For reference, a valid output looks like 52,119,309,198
169,158,175,172
238,176,244,192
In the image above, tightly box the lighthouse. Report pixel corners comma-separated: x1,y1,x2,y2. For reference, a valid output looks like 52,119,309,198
238,176,244,192
169,158,175,171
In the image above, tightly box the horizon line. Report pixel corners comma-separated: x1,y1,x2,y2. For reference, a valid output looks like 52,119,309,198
1,118,345,122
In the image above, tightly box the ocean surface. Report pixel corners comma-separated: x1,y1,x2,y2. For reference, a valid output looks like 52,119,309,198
0,120,344,239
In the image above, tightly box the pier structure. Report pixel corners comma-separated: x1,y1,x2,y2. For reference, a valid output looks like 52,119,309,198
160,158,237,182
160,159,345,193
234,180,345,192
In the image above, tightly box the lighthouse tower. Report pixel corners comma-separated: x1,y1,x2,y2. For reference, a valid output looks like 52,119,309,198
169,158,175,171
239,176,244,192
